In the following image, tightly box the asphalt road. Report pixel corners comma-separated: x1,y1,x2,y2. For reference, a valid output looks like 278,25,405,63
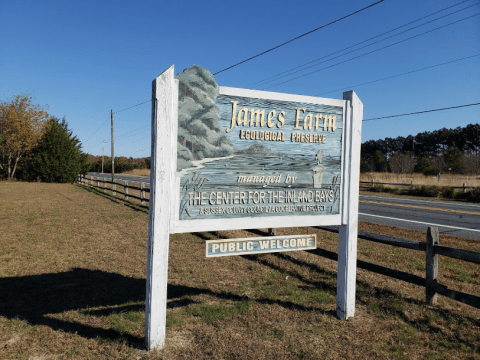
89,172,150,184
89,172,480,240
359,194,480,240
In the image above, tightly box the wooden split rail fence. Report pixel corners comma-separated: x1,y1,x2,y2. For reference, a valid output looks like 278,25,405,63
360,180,476,193
314,225,480,309
77,175,479,309
78,175,150,205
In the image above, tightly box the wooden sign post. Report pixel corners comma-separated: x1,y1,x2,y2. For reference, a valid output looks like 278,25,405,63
146,65,363,349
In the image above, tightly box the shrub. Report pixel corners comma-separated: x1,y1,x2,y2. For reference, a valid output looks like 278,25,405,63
410,185,439,197
441,187,456,199
34,118,83,183
469,188,480,203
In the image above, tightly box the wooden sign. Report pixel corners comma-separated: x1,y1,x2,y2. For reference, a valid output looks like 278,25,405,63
171,80,348,233
176,87,343,222
146,65,363,350
206,234,316,257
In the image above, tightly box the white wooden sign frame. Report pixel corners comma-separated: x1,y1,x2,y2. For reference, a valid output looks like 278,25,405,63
145,65,363,350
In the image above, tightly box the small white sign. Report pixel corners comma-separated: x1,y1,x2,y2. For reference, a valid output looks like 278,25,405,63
206,234,316,257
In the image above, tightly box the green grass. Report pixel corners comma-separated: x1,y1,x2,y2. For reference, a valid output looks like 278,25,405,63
108,310,144,334
166,314,186,328
425,312,442,324
186,300,253,322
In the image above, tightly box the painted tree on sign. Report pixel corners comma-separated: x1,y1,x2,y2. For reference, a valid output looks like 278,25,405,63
0,94,49,180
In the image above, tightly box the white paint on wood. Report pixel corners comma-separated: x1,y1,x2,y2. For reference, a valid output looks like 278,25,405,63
173,214,342,234
341,101,351,225
219,86,345,107
145,65,177,350
337,91,363,320
426,226,439,305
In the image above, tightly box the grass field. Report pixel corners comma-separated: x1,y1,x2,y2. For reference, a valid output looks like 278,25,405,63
0,182,479,359
123,169,150,177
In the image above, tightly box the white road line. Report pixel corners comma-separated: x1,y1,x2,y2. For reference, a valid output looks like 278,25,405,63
359,213,480,233
360,195,480,209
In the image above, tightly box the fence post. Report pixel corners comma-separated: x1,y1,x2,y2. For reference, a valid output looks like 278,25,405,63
371,180,374,189
426,226,439,305
125,181,129,200
141,183,145,206
97,177,99,188
113,180,116,196
104,179,106,193
268,228,276,236
411,180,413,190
463,183,466,193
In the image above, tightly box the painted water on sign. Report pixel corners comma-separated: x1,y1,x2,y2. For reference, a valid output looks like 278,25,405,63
178,153,341,220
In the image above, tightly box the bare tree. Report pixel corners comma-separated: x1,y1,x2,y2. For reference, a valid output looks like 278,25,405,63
388,152,415,174
461,153,480,175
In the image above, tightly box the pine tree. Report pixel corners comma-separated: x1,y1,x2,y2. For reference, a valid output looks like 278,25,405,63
35,117,82,183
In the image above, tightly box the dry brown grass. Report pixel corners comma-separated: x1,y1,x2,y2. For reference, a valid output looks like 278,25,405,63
123,169,151,177
0,182,479,359
361,172,480,188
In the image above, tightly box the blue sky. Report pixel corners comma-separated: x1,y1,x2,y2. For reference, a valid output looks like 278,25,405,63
1,0,479,158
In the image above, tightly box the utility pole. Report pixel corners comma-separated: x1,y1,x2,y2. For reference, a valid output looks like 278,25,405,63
111,110,115,182
101,140,108,173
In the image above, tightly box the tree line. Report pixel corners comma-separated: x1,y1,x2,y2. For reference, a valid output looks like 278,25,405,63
0,94,90,182
361,123,480,175
3,93,478,182
85,155,150,174
0,93,152,182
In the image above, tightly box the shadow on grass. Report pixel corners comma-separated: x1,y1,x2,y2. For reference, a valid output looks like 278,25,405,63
0,268,337,349
243,248,480,351
0,268,147,347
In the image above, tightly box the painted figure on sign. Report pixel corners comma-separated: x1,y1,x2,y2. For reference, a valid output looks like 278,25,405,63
312,151,325,188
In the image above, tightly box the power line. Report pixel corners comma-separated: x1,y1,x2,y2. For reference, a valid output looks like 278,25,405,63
251,0,476,88
363,103,480,121
82,1,478,150
116,124,150,139
262,12,480,90
114,99,151,114
84,118,109,144
212,0,386,76
318,53,480,96
117,136,150,146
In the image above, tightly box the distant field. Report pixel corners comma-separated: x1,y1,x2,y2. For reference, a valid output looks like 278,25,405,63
123,168,150,177
0,182,479,359
361,172,480,188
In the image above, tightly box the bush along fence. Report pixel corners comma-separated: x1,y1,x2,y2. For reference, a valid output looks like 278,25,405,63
360,180,480,202
315,226,480,309
77,175,150,205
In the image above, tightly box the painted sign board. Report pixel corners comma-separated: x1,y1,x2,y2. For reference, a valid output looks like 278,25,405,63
146,65,363,350
206,234,316,257
171,66,347,233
